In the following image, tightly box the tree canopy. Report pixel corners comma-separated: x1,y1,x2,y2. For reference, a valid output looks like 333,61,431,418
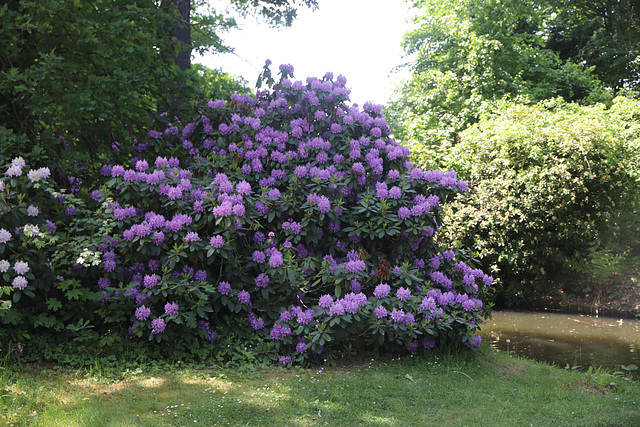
0,0,317,172
387,0,639,147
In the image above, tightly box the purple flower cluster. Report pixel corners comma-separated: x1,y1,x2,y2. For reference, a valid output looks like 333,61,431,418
164,302,179,316
374,283,391,299
328,292,367,316
210,235,225,248
102,251,117,272
135,305,151,321
151,318,166,334
344,260,365,274
238,290,251,305
198,320,218,342
218,281,231,295
270,323,292,340
255,273,269,288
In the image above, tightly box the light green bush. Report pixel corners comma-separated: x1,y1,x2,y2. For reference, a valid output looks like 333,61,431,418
438,96,640,305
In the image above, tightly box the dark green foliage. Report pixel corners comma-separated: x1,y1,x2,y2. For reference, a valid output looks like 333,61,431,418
0,0,201,172
0,0,313,179
438,97,640,305
545,0,640,92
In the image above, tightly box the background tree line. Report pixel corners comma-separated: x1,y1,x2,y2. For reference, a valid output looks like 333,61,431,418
388,0,640,306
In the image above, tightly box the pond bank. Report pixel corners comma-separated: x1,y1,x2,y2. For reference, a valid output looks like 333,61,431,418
504,274,640,319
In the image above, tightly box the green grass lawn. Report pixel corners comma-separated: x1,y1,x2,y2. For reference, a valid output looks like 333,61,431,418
2,349,639,426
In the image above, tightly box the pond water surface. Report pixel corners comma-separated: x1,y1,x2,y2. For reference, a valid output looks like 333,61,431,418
479,310,640,372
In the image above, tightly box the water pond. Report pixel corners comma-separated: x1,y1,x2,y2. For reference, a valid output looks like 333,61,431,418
479,310,640,372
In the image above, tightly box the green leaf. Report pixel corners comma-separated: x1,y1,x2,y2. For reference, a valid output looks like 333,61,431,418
66,288,82,301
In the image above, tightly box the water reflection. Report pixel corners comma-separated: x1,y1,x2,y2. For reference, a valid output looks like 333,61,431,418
479,311,640,372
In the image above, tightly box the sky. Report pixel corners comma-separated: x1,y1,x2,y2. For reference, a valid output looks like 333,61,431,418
196,0,418,106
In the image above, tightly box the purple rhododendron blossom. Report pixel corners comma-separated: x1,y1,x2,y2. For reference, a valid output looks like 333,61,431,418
210,235,225,248
329,301,345,316
135,305,151,321
269,249,283,268
374,283,391,298
164,302,179,316
396,287,411,301
238,290,251,305
296,341,308,353
421,296,437,311
297,309,315,324
151,318,166,334
252,250,266,263
317,196,331,213
390,308,405,323
402,312,415,325
218,281,231,295
443,250,455,260
438,291,456,306
270,323,292,340
255,273,270,288
279,355,294,366
318,294,334,308
344,260,365,273
398,207,411,220
185,231,199,243
279,310,292,322
143,274,158,289
374,306,388,319
423,337,436,349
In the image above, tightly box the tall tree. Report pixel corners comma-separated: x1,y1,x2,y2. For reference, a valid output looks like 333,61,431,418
387,0,637,151
545,0,640,91
0,0,317,171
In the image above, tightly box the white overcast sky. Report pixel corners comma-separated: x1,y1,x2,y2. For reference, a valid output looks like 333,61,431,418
196,0,417,106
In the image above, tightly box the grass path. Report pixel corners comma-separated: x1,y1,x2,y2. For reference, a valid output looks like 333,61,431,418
2,350,639,426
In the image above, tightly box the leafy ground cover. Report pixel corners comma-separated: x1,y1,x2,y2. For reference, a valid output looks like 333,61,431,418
2,349,638,426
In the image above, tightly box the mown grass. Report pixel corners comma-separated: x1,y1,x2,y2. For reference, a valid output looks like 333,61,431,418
1,349,639,426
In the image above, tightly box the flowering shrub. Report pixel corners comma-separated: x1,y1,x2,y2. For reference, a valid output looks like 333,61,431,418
440,98,640,306
1,62,493,364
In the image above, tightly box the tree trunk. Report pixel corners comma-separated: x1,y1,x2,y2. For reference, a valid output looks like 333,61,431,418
161,0,191,71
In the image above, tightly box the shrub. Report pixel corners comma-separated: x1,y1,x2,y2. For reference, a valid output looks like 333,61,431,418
440,97,640,306
1,62,493,364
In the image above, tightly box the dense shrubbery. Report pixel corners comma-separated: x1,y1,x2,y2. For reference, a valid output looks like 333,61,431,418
0,63,492,365
435,97,640,305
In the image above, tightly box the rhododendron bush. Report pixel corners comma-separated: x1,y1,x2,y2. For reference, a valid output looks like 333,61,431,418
0,62,492,364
